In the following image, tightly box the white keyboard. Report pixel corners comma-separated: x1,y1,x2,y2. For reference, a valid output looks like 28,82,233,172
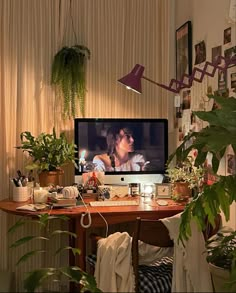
89,200,139,207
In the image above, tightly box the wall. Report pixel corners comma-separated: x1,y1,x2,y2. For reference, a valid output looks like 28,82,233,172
175,0,236,228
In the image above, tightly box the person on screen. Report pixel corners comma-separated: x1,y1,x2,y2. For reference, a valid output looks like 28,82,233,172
92,126,149,172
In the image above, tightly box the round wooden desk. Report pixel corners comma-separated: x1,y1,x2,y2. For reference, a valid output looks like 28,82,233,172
0,198,185,271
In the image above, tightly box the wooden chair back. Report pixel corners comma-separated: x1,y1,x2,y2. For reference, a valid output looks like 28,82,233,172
131,214,222,293
131,218,173,293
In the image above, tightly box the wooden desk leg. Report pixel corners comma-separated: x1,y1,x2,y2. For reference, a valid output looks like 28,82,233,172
75,218,87,271
69,219,76,267
68,218,87,270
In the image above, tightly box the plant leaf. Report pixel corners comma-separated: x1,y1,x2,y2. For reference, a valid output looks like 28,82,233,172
51,230,77,238
10,236,48,248
16,250,45,265
23,268,57,292
55,246,80,256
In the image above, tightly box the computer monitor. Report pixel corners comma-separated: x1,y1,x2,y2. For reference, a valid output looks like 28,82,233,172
74,118,168,188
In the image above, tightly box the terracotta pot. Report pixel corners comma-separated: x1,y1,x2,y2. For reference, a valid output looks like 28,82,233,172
38,169,64,187
173,182,191,201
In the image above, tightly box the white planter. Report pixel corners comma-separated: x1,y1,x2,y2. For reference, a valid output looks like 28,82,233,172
13,186,30,202
209,263,236,292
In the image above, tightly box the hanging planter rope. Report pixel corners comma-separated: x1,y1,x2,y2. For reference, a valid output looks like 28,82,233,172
51,0,90,118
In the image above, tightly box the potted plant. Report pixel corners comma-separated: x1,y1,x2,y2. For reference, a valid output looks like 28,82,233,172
8,214,101,292
167,94,236,290
16,128,78,186
51,45,91,118
206,227,236,292
165,157,204,201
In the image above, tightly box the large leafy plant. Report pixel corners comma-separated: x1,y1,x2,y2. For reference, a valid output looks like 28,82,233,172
16,128,78,172
8,214,101,292
51,45,90,118
167,94,236,286
168,95,236,240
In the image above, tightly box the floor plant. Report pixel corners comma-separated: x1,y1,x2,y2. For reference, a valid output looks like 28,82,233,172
8,214,101,292
167,94,236,289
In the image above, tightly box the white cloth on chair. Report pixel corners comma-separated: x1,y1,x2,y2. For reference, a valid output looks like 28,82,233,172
94,231,173,292
161,213,213,293
95,232,134,292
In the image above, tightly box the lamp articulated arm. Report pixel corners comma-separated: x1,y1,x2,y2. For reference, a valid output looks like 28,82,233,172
118,55,236,94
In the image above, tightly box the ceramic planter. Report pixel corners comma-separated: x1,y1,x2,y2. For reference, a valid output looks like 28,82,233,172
209,262,236,292
38,169,64,187
172,182,191,201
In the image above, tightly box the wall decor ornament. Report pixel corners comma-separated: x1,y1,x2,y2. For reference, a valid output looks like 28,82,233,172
176,21,192,81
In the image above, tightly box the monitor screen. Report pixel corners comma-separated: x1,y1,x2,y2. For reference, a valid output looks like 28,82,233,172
74,118,168,186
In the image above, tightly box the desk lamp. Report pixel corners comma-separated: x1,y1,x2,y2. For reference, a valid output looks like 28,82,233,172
117,64,171,94
118,56,236,94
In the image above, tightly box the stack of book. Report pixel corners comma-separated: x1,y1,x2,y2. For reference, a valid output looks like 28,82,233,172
52,198,77,207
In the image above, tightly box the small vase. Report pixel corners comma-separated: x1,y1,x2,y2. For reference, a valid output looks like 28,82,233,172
172,182,191,202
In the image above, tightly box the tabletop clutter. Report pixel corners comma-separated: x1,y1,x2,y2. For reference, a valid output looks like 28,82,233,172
10,170,157,209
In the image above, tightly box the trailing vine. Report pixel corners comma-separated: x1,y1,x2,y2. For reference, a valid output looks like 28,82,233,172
51,45,90,118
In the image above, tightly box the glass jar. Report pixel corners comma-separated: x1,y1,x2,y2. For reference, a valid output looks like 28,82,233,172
129,183,140,196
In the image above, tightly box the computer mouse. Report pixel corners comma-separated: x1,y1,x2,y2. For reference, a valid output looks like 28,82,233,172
157,199,168,206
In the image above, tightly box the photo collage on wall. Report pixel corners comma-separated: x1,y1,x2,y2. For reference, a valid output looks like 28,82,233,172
175,89,192,142
175,22,236,148
212,25,236,104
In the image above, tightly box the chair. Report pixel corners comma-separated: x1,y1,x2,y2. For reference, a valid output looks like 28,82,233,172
88,214,222,293
131,218,174,292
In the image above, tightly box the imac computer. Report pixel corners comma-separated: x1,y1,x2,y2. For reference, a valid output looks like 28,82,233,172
74,118,168,189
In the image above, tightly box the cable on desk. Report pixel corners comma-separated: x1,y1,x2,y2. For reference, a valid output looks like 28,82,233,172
92,208,109,238
77,191,108,235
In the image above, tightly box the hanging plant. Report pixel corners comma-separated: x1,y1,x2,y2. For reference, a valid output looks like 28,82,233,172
51,45,90,118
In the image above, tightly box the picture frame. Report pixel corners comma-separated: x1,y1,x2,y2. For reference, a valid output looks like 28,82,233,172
226,154,236,175
155,183,172,199
176,21,192,81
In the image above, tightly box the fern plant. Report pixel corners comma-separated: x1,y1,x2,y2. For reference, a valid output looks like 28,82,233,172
51,45,90,118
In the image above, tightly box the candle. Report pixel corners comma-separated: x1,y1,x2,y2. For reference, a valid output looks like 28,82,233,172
34,188,48,203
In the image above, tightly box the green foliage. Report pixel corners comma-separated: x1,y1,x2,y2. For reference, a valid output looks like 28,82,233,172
166,157,204,189
8,214,101,293
168,95,236,280
206,227,236,270
51,45,91,118
168,95,236,241
16,128,78,172
206,227,236,290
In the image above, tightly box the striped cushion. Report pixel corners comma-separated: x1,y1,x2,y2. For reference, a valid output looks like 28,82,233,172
86,254,173,293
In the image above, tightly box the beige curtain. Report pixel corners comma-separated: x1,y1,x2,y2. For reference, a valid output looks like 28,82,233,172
0,0,174,290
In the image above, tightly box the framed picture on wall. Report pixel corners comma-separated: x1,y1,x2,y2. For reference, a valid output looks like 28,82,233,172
226,154,236,175
176,21,192,81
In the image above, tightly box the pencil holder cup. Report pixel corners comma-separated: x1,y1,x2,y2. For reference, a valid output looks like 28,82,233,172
13,186,30,202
